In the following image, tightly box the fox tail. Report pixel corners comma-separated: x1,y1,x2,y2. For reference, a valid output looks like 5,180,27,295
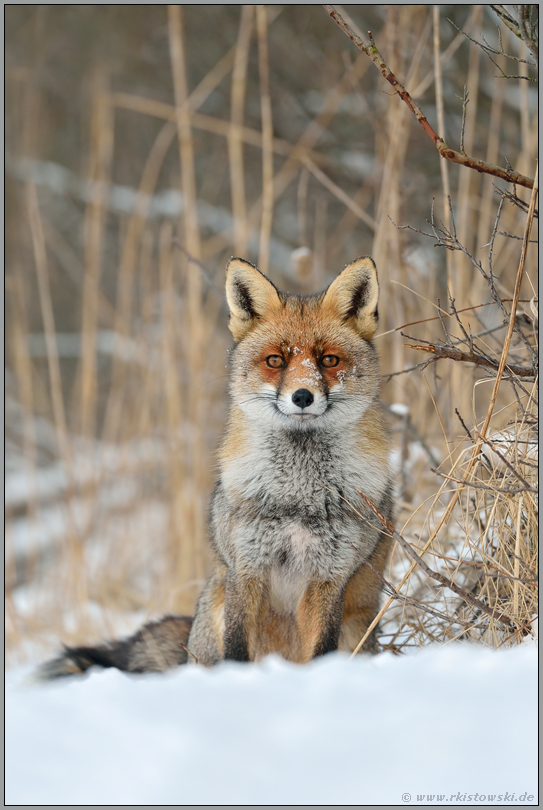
35,614,193,680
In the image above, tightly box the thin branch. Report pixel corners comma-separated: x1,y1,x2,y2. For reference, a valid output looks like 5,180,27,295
356,488,517,630
459,83,468,154
172,238,224,294
477,432,538,491
363,559,472,629
323,5,535,188
448,17,538,78
403,337,537,378
395,196,537,361
376,296,533,338
430,467,537,495
385,403,441,468
490,4,539,67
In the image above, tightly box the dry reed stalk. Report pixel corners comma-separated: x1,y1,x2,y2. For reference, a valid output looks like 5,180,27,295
79,69,113,439
432,5,453,290
513,495,523,617
436,5,481,432
158,221,188,593
26,182,88,615
450,8,490,426
455,4,483,266
168,4,207,603
135,225,158,438
256,4,274,276
6,274,40,589
326,184,374,267
312,195,327,290
301,156,376,230
411,5,480,99
113,95,328,165
297,167,309,248
476,68,504,252
21,7,46,159
101,121,178,445
371,8,428,385
518,41,534,177
168,6,201,259
229,4,253,257
477,164,537,438
43,220,116,326
221,51,372,261
199,52,372,262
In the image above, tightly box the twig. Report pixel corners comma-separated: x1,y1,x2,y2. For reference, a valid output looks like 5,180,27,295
448,17,538,78
478,164,539,436
401,169,539,601
356,488,516,630
363,559,472,629
179,641,198,664
496,616,539,648
376,298,532,338
256,4,274,275
478,432,537,491
498,231,538,242
403,339,537,378
385,403,441,468
322,5,535,189
395,196,537,362
490,4,539,67
430,467,537,495
479,571,538,585
172,238,224,294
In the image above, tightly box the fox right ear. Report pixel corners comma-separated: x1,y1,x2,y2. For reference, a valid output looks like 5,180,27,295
225,258,282,341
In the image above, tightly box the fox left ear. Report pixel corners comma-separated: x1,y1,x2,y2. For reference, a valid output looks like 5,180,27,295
322,256,379,340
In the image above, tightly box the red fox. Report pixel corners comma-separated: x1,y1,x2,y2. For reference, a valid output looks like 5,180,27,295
39,256,393,677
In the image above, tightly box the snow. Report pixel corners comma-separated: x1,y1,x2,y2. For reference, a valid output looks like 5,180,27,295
6,644,538,806
389,402,410,417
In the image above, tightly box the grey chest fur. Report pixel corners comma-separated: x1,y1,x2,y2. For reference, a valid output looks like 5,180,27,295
213,428,387,584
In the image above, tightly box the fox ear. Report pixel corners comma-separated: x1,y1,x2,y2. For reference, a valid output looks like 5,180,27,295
225,258,282,341
322,257,379,340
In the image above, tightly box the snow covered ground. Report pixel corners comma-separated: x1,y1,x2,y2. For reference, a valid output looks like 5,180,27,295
6,644,538,806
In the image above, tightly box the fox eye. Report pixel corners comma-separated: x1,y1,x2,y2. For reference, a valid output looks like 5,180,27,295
266,355,286,369
320,355,340,368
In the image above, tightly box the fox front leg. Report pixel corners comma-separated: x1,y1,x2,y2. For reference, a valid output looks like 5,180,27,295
297,581,346,662
223,573,264,662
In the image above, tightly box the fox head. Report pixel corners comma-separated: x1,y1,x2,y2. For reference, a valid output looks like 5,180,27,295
225,256,381,429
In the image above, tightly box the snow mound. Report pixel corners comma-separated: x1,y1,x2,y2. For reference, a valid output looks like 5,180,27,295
6,645,538,806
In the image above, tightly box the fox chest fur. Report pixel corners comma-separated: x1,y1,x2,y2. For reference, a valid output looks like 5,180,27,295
213,419,389,591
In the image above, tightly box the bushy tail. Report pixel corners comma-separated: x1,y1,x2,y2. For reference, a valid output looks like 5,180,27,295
36,615,193,680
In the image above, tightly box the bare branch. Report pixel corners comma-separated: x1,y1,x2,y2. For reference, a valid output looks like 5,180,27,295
431,467,537,495
364,559,472,630
356,488,517,630
448,16,538,78
322,5,535,188
491,4,539,67
404,338,537,378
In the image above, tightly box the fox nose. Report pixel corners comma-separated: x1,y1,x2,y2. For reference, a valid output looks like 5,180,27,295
292,388,314,409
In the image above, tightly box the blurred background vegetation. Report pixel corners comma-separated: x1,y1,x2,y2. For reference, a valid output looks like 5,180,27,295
5,5,538,662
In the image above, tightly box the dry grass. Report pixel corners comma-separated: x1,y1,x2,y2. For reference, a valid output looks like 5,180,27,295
4,5,538,664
